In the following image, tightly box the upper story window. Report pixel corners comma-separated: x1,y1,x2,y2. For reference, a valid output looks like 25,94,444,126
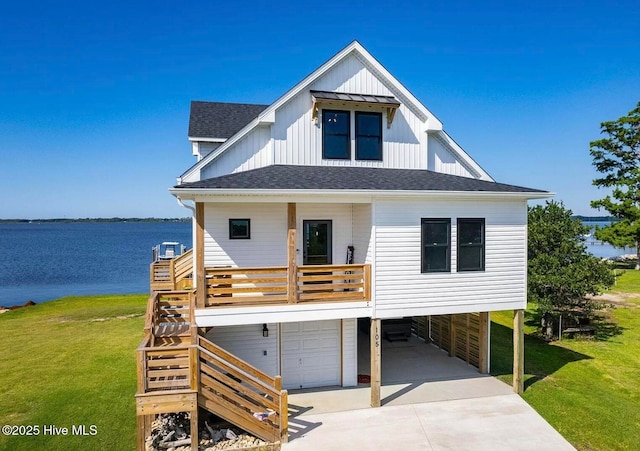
421,218,451,273
322,110,350,159
355,112,382,160
457,218,485,271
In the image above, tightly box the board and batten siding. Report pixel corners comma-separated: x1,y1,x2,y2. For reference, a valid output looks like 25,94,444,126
193,52,477,182
273,53,427,170
200,125,272,180
203,203,287,268
205,323,279,377
427,134,475,178
373,198,528,318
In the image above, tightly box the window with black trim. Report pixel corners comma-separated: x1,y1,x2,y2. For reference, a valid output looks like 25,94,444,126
457,218,485,271
421,218,451,272
322,110,350,159
229,219,250,239
356,112,382,160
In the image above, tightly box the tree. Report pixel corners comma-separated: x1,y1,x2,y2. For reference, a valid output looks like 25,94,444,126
590,101,640,269
528,201,614,340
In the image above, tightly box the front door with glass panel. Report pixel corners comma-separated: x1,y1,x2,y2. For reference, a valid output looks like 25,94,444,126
303,220,332,265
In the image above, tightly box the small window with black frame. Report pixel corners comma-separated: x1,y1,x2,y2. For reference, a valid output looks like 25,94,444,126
355,111,382,160
229,219,250,239
457,218,485,271
421,218,451,272
322,109,350,159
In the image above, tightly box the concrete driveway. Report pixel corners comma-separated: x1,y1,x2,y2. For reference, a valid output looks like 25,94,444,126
284,336,574,450
284,393,575,450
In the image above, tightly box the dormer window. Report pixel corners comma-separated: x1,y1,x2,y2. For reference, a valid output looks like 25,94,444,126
356,112,382,161
323,110,350,159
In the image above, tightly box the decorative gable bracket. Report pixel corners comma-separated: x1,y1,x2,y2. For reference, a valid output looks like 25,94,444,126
311,90,400,128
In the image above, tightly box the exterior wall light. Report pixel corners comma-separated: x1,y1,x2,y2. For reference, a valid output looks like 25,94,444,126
262,324,269,337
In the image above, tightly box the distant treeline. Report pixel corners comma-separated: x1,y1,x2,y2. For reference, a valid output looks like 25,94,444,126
0,217,191,223
573,216,616,222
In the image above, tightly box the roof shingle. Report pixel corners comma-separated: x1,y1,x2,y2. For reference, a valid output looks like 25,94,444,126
176,165,547,194
188,101,268,139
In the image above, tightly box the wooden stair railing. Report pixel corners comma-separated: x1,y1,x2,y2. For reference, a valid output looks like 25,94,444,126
136,291,288,449
197,335,288,443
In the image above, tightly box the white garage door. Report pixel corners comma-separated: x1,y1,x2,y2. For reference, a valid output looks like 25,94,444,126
281,320,341,389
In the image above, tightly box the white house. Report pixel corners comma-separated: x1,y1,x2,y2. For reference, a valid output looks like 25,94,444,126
137,41,550,448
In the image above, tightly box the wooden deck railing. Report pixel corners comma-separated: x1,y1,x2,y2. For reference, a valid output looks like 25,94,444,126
150,249,193,291
202,263,371,308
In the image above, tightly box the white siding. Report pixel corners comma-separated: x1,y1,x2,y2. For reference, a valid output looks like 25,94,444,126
427,134,474,178
373,198,527,317
205,323,279,376
204,203,287,267
352,204,372,264
342,318,358,387
272,53,427,170
200,126,271,180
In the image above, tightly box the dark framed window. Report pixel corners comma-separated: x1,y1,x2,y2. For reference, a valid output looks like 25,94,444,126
457,218,485,271
322,110,350,159
355,112,382,160
229,219,250,239
421,218,451,273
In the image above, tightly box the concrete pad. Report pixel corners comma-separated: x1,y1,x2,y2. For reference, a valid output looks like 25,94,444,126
283,394,575,451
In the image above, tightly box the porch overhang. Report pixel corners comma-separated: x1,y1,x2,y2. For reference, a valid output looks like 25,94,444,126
171,188,552,203
195,301,372,327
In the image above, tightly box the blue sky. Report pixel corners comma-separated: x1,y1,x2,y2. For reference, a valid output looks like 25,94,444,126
1,0,638,218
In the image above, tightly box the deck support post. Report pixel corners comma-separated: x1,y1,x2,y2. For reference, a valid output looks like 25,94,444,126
287,203,298,304
513,309,524,394
195,202,205,309
370,318,381,407
479,312,489,374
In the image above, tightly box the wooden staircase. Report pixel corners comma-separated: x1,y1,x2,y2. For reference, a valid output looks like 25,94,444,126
135,290,288,450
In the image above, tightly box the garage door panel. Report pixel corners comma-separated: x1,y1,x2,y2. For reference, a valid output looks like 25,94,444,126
282,320,340,389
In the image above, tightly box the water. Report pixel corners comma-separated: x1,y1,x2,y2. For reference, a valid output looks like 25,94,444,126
583,221,637,259
0,222,191,307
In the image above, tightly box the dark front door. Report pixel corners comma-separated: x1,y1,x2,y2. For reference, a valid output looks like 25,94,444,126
303,220,332,265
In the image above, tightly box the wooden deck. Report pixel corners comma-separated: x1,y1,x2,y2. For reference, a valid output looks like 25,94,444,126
151,251,371,309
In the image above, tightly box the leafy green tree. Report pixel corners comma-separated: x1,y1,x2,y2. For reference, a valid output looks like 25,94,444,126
528,201,614,339
590,101,640,268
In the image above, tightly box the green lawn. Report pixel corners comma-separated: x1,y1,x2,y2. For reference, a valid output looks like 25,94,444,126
491,271,640,451
0,295,146,451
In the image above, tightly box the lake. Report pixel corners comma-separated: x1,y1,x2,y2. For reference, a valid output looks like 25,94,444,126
0,222,191,307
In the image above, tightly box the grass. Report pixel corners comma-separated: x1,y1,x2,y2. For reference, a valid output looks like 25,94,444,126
0,294,146,451
491,270,640,451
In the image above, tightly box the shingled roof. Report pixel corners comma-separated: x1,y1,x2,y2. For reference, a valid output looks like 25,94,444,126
188,101,268,139
175,165,547,194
